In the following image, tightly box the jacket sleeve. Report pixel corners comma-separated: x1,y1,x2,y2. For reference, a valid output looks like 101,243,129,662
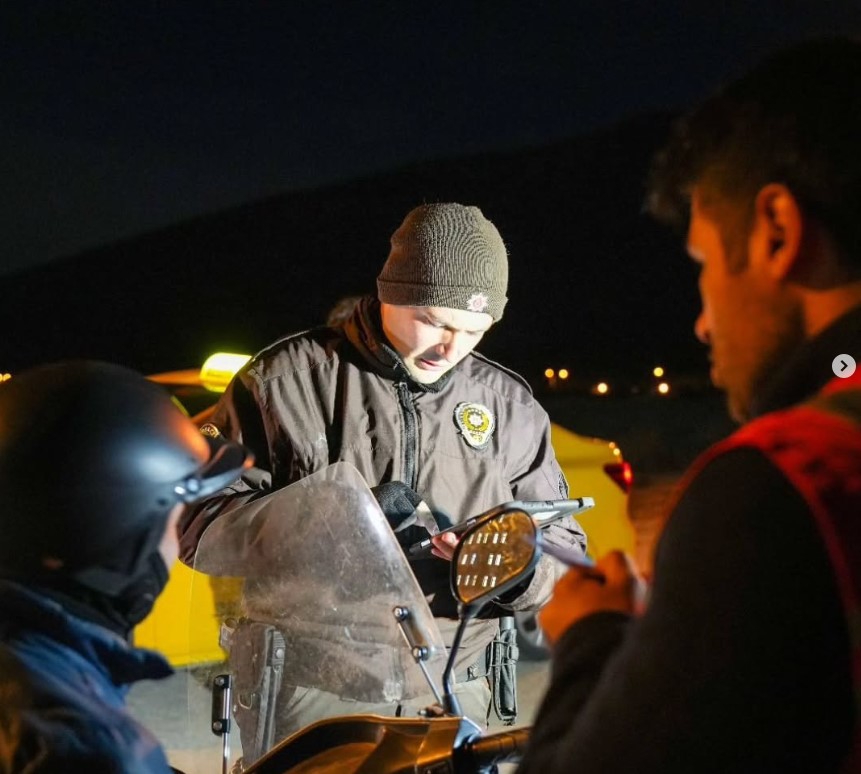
516,448,852,774
177,367,286,565
502,404,588,612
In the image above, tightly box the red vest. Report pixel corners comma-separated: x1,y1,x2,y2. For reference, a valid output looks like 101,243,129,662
674,371,861,770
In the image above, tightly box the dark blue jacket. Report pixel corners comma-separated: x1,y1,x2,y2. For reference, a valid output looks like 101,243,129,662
0,580,174,773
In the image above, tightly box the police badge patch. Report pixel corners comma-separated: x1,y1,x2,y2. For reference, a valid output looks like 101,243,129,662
199,422,223,439
454,402,496,449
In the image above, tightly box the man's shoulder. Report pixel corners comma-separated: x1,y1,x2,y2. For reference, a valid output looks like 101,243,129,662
678,387,861,507
730,386,861,453
461,352,536,404
247,326,346,383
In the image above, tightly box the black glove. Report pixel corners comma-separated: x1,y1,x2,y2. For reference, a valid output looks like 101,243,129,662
371,481,422,525
370,481,452,549
371,481,456,597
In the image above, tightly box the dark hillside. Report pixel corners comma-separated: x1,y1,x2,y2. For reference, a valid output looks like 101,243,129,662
0,111,701,383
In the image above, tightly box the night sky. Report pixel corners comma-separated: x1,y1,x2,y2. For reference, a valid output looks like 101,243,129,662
3,2,860,277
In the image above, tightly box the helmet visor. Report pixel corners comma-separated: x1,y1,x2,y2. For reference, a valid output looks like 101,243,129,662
174,436,254,503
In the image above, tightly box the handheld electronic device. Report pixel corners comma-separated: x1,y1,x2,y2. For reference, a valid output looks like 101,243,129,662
407,497,594,558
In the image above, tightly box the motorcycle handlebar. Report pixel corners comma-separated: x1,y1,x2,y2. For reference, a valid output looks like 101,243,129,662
464,726,531,769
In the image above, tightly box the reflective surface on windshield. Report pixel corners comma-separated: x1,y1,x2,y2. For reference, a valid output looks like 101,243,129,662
187,462,446,767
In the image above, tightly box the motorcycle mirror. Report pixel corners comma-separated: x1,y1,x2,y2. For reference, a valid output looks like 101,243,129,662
451,507,540,609
440,507,541,717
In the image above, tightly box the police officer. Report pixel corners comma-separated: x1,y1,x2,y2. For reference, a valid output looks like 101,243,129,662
179,203,587,753
0,361,251,772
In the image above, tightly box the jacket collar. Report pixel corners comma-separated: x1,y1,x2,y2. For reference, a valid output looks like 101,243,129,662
0,580,171,686
343,296,455,393
752,303,861,417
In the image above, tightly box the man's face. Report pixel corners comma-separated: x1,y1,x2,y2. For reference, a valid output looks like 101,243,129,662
687,190,802,421
380,303,494,384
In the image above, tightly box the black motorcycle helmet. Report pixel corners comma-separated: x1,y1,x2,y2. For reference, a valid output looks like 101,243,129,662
0,360,252,597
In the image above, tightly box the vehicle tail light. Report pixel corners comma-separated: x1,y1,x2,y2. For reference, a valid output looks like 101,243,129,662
604,461,633,493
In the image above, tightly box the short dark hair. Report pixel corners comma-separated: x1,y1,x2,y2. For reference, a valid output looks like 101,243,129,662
647,37,861,271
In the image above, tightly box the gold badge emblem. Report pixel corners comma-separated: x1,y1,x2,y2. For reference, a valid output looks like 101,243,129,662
199,422,223,439
454,402,496,449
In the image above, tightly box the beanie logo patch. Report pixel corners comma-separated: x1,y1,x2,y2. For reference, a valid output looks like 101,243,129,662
466,292,490,313
454,402,496,450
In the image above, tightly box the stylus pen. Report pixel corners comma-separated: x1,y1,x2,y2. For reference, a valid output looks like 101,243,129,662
533,539,606,582
536,539,595,568
407,515,483,557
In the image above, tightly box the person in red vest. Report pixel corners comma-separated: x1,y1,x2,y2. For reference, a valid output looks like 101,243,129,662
518,37,861,774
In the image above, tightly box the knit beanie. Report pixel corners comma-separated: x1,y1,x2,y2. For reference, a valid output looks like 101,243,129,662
376,203,509,321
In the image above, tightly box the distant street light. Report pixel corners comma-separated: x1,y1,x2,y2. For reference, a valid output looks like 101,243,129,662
593,382,609,395
544,368,555,379
657,381,671,395
558,368,569,380
653,366,665,378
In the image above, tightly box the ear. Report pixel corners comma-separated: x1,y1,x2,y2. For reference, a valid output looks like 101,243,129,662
749,183,803,281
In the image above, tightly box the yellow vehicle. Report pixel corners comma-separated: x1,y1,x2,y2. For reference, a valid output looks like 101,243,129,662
518,422,633,657
136,353,634,664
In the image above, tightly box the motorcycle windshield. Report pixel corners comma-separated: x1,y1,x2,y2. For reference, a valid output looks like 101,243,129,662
180,462,447,771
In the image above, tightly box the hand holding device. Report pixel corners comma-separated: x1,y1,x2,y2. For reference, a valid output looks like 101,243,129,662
408,497,594,558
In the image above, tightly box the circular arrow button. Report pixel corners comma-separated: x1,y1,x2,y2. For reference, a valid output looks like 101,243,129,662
832,354,856,379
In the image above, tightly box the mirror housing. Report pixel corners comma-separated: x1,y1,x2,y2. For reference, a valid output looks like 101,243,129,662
440,507,541,716
450,508,540,610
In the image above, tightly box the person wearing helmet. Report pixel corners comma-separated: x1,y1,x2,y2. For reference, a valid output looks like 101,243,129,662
0,360,252,773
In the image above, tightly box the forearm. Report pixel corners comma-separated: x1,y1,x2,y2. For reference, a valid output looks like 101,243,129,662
178,371,278,565
499,551,569,612
505,413,586,610
519,612,630,772
178,479,268,565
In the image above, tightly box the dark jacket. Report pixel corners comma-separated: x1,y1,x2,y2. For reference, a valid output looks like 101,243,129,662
179,297,585,672
0,580,173,774
518,304,861,774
